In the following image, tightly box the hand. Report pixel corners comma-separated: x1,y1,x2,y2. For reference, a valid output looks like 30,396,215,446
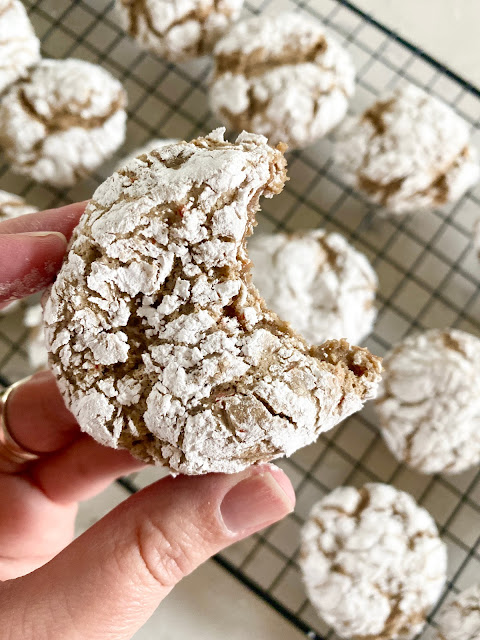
0,204,295,639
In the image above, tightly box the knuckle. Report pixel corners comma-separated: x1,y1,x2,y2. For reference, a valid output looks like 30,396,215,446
133,516,198,590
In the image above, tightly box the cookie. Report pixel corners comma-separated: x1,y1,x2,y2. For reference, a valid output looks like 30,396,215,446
44,130,381,475
436,584,480,640
300,483,447,640
334,84,480,213
375,329,480,474
116,138,179,170
24,303,47,370
210,12,355,149
116,0,244,61
0,0,40,94
0,59,127,187
0,189,38,220
249,230,377,346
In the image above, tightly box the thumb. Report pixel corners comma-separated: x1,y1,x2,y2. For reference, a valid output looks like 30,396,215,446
3,465,294,640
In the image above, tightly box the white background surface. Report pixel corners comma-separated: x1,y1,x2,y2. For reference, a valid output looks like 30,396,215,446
354,0,480,88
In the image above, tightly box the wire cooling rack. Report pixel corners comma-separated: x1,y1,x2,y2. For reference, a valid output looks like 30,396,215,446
1,1,480,638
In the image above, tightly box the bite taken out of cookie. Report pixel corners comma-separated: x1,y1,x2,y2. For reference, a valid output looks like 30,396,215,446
44,130,382,475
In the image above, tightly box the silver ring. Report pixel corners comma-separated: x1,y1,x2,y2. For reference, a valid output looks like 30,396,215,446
0,377,40,472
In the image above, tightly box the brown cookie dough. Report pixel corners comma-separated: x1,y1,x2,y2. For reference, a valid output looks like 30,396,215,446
44,130,381,474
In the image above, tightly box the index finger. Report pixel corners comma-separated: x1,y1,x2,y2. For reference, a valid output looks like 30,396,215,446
0,202,87,239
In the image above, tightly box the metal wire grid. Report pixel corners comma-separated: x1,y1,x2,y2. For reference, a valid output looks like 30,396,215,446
1,0,480,638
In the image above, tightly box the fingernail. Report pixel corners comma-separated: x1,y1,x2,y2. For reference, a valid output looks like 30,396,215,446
20,231,67,243
221,468,295,534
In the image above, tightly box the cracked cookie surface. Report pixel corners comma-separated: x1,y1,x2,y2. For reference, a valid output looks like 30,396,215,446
0,189,37,220
44,129,381,475
375,329,480,475
116,138,179,170
116,0,244,61
0,58,127,187
249,229,377,346
0,0,40,94
436,584,480,640
334,84,480,214
210,12,355,149
300,483,446,640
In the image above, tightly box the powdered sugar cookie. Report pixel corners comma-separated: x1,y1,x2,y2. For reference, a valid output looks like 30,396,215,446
0,189,38,220
375,329,480,474
24,303,47,370
334,85,480,214
116,0,244,61
44,130,381,475
116,138,179,170
249,230,377,346
0,0,40,95
210,12,355,149
436,584,480,640
300,483,447,640
0,59,127,187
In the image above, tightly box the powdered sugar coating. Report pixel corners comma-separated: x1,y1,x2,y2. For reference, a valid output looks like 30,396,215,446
116,0,244,61
334,84,480,214
300,483,447,640
375,329,480,474
44,129,381,475
116,138,179,170
0,58,127,187
24,303,47,370
249,230,377,346
0,189,38,220
0,0,40,95
210,12,355,149
436,584,480,640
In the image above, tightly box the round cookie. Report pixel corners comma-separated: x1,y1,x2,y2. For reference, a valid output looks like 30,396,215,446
0,59,127,187
24,303,47,371
44,130,381,475
0,0,40,95
375,329,480,474
210,12,355,149
116,138,179,170
116,0,244,61
0,189,38,220
249,230,377,346
436,584,480,640
334,84,480,214
300,483,447,640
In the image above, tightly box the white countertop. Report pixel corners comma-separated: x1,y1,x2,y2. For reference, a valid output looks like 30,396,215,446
354,0,480,89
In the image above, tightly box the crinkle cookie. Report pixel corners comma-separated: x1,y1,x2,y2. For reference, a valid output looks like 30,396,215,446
116,138,179,170
116,0,244,61
436,584,480,640
0,189,38,220
249,230,377,346
334,84,480,213
375,329,480,475
0,0,40,95
0,59,127,187
24,303,47,371
210,12,355,149
300,483,447,640
44,130,381,475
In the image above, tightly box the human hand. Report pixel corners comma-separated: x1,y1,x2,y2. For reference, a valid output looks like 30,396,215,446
0,203,295,639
